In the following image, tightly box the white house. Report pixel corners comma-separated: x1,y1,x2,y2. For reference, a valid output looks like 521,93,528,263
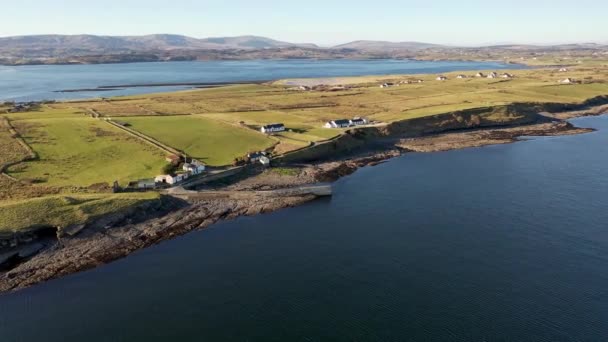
261,123,285,134
487,72,498,79
350,117,368,126
501,73,514,78
325,119,351,128
559,78,575,84
456,75,467,79
559,68,569,72
380,82,395,88
436,76,448,81
155,174,185,185
475,72,485,78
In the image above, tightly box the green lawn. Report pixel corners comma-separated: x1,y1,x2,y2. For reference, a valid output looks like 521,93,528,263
120,115,276,166
0,193,159,232
6,117,167,187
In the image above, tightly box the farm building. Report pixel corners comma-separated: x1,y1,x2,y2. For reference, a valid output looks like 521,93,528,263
380,83,395,88
487,72,498,79
436,76,448,81
501,73,514,78
261,123,285,134
559,68,569,72
456,75,467,79
325,119,351,128
475,72,485,78
559,78,576,84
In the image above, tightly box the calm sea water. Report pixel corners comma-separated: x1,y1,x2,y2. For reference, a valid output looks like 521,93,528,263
0,59,523,102
0,115,606,341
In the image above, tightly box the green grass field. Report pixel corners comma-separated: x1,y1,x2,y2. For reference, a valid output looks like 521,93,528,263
0,193,159,232
5,115,167,187
119,115,276,166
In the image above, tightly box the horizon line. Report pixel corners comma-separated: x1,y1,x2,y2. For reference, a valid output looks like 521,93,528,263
0,33,605,48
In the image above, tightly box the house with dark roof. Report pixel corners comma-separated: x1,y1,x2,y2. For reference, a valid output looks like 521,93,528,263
350,117,368,126
261,123,285,134
324,119,351,128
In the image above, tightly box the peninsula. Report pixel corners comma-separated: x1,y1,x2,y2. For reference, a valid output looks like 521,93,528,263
2,59,608,292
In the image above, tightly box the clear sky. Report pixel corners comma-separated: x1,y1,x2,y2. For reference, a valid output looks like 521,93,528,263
2,0,606,46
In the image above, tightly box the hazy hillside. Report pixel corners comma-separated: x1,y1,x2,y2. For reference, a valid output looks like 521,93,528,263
334,40,443,51
0,34,606,66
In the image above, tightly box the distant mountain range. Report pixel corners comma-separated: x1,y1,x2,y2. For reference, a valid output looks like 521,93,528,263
0,34,318,53
0,34,605,66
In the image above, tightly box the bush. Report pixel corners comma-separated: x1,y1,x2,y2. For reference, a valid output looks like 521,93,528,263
161,163,176,174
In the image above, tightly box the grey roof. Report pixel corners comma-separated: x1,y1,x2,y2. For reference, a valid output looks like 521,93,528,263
262,123,285,129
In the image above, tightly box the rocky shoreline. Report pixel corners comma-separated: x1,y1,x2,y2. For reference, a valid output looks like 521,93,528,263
0,106,605,294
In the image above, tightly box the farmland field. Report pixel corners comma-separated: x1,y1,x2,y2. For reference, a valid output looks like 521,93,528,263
2,63,608,232
5,115,167,187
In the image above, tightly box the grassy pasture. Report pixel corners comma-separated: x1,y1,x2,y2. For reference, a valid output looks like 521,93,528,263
119,115,276,166
5,116,166,187
0,192,158,232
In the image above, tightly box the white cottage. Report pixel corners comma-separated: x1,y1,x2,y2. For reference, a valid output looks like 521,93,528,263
325,119,351,128
261,123,286,134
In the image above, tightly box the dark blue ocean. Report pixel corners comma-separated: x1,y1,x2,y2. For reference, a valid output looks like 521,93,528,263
0,59,523,102
0,115,607,341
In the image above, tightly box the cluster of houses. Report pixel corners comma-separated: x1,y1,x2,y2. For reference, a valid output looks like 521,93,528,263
151,159,206,186
380,79,424,88
289,84,351,92
324,117,368,128
436,72,514,81
261,123,286,134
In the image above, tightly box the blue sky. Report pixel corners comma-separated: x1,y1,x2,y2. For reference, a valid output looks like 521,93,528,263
2,0,606,46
